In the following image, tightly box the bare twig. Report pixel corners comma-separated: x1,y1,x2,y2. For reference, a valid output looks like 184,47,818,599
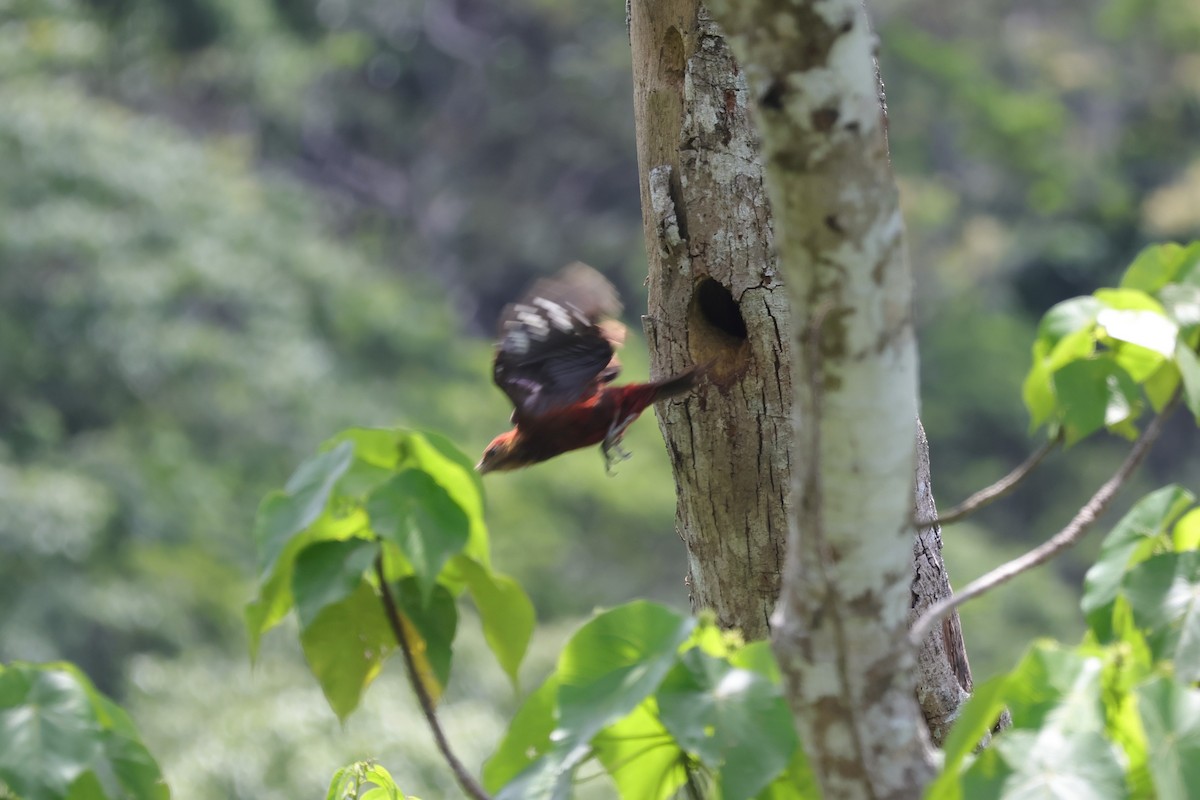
916,431,1062,528
909,392,1181,649
375,557,493,800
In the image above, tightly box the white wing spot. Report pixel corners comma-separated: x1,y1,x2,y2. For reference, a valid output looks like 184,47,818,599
504,329,530,355
517,309,550,337
533,297,574,332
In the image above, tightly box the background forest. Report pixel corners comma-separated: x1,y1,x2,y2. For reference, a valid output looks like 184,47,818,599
2,0,1199,797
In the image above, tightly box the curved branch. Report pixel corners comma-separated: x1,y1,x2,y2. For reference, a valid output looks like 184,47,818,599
374,557,493,800
916,431,1062,528
909,393,1181,649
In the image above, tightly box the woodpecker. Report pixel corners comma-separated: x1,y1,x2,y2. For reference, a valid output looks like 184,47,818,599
477,263,704,474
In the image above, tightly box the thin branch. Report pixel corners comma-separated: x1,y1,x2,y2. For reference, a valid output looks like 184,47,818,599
374,556,493,800
916,431,1062,528
909,392,1181,649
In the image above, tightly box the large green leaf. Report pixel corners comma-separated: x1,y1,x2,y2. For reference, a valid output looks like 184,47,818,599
454,555,534,690
1082,485,1195,641
927,673,1011,800
1123,551,1200,682
555,601,695,742
656,648,797,800
1035,297,1103,352
1050,357,1140,444
0,662,168,800
367,469,470,604
1136,677,1200,800
299,580,395,722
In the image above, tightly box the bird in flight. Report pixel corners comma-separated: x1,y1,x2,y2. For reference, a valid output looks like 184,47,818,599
477,263,704,474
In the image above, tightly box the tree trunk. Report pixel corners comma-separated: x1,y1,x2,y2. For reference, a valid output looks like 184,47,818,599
629,0,791,642
629,1,971,793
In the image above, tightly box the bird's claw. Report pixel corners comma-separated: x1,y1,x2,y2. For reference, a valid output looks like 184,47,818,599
602,435,632,475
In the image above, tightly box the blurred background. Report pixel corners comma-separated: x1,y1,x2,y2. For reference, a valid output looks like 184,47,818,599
1,0,1198,796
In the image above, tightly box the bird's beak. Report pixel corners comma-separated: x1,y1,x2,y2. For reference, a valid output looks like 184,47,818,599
475,458,491,474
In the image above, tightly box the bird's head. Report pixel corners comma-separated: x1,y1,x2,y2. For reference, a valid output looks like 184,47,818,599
476,430,527,474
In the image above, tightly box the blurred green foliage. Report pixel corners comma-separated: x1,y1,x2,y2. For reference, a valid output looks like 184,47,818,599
1,0,1198,797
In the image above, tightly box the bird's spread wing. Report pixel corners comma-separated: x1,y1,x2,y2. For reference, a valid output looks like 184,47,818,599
493,263,624,421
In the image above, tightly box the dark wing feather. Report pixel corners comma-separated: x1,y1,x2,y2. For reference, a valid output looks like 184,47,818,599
492,263,624,420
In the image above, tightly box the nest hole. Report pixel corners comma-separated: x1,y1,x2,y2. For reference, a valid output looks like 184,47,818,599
688,277,749,382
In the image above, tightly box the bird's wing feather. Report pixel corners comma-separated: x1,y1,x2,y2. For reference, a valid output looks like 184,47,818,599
492,263,624,421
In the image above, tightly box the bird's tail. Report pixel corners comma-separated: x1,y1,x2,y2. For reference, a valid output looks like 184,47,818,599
648,361,711,403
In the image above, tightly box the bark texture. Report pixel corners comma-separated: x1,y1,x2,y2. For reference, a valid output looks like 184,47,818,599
707,0,935,797
629,2,972,791
629,0,792,641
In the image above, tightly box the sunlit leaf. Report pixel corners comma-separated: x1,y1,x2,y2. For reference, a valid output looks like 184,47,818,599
1174,508,1200,552
1123,551,1200,683
1036,297,1103,351
592,701,689,800
454,555,534,690
1082,485,1195,641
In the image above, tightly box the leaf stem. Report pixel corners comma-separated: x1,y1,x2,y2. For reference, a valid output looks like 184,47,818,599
909,392,1180,649
375,556,493,800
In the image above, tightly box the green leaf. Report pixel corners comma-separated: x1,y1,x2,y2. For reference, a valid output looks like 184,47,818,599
0,663,168,800
367,470,470,604
1036,297,1103,352
1050,357,1140,444
930,672,1011,794
454,555,534,691
293,539,381,630
0,664,103,799
962,728,1126,800
299,580,395,722
656,649,797,800
1094,288,1167,313
1123,551,1200,683
1174,341,1200,423
1120,243,1200,293
246,507,368,659
1175,508,1200,551
555,601,695,743
256,441,355,576
1137,677,1200,800
483,677,559,793
1082,485,1195,641
1144,361,1182,412
592,701,689,800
